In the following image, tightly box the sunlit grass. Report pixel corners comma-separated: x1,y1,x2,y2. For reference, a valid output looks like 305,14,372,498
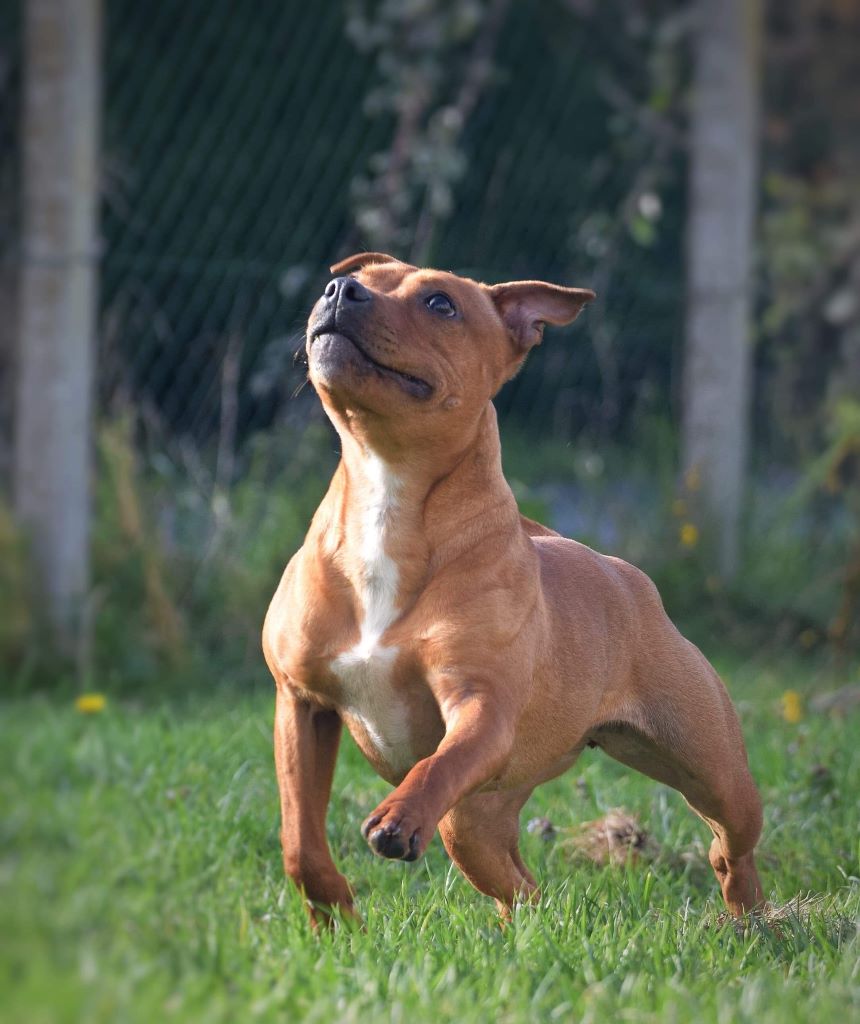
1,654,858,1023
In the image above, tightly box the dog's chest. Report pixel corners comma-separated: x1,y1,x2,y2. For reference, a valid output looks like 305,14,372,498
330,456,415,774
334,647,413,774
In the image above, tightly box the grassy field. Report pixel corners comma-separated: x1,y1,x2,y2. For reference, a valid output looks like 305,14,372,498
2,654,858,1023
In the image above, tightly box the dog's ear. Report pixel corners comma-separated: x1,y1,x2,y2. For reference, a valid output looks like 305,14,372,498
329,252,405,275
488,281,596,353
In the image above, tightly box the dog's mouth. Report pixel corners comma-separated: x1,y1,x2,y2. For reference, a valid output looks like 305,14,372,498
310,330,434,400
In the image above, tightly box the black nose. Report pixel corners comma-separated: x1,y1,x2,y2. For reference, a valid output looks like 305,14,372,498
323,275,371,306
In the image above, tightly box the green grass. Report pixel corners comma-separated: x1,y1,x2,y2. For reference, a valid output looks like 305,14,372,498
2,656,859,1023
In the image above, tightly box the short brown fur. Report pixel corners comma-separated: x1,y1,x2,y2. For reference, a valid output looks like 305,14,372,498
263,254,763,923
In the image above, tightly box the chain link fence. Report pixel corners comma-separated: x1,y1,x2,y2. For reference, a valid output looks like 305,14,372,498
3,1,857,483
4,0,860,676
91,0,687,469
0,0,703,683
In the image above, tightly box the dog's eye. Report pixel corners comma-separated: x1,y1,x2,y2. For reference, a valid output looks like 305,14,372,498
425,293,457,318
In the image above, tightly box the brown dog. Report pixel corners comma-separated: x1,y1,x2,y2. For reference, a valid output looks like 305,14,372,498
263,252,763,922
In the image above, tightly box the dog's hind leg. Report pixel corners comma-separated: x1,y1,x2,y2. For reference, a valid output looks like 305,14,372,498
673,760,763,918
591,650,764,917
589,626,761,917
439,787,538,916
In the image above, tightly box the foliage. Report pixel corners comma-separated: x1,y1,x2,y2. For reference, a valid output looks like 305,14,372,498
796,398,860,651
344,0,498,258
1,657,858,1022
4,0,860,686
0,502,36,681
758,172,860,461
0,414,336,693
4,407,858,695
757,0,860,463
91,0,691,452
501,416,858,659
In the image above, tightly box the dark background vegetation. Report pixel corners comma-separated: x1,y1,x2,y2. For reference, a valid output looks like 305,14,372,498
1,0,859,693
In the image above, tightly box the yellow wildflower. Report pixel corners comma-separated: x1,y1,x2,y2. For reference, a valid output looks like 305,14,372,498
75,693,107,714
684,464,701,493
671,498,687,518
679,523,699,549
781,690,803,724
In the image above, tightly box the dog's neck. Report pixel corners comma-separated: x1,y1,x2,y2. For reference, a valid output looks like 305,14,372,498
314,404,522,605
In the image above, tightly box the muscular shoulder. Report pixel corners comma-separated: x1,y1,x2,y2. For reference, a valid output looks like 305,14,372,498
262,548,305,665
532,535,665,614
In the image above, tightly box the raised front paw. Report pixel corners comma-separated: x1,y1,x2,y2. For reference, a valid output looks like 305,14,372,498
360,800,429,862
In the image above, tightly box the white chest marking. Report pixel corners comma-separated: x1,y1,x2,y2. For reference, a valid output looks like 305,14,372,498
332,454,412,772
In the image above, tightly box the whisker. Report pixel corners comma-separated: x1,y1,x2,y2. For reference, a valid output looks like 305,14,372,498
291,377,310,399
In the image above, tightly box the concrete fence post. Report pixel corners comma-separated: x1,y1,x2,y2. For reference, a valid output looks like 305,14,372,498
13,0,102,659
682,0,761,580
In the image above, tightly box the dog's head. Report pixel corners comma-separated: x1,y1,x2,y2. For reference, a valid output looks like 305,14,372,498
306,252,594,456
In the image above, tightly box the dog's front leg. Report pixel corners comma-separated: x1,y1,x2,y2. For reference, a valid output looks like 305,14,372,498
274,684,355,923
361,689,517,861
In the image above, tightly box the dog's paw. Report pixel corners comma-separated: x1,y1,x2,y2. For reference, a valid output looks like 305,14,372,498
308,897,362,932
360,802,426,861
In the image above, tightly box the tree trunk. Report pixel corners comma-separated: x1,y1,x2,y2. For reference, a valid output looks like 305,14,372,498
13,0,101,659
682,0,761,580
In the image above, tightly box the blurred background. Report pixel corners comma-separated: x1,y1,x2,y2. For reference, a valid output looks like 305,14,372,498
1,0,859,692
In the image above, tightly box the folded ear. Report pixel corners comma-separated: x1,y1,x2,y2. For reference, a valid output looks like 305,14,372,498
329,252,407,275
488,280,596,353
